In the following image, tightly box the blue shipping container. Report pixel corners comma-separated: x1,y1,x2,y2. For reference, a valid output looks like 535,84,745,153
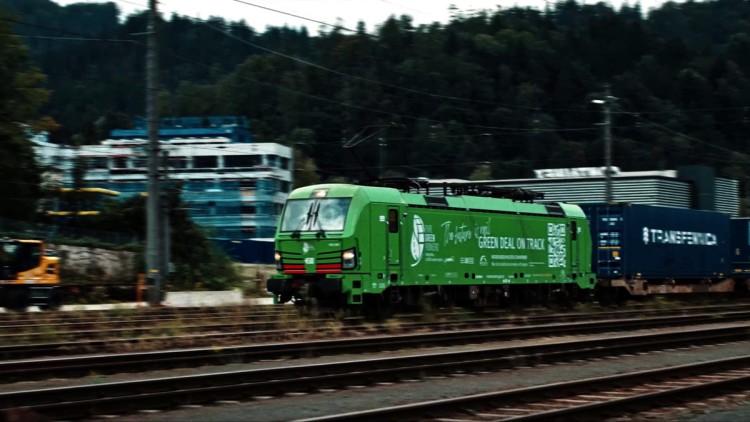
580,204,731,280
731,218,750,273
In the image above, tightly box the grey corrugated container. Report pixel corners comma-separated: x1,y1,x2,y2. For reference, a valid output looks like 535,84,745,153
580,204,731,280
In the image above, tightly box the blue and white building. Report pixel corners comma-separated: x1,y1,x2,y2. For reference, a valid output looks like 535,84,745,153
34,116,293,240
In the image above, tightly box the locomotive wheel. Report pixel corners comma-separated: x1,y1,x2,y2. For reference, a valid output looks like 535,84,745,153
39,289,63,311
732,279,750,298
597,286,614,307
553,285,575,309
507,285,528,311
362,293,394,320
614,287,630,306
5,288,29,312
597,286,629,307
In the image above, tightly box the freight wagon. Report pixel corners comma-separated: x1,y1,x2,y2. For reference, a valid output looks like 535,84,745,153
267,180,596,314
580,203,747,304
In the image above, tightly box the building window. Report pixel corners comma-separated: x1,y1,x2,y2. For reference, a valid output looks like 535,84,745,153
215,205,235,216
112,157,128,169
240,181,257,190
280,157,290,170
241,205,256,215
87,157,109,169
168,157,188,169
194,156,218,168
207,201,217,216
224,155,260,168
132,157,147,168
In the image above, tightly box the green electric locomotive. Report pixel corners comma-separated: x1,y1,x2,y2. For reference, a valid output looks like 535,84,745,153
267,179,596,313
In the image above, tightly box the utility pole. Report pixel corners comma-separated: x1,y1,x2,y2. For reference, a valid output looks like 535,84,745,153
603,84,613,204
378,137,386,179
160,150,171,286
146,0,162,305
593,84,614,204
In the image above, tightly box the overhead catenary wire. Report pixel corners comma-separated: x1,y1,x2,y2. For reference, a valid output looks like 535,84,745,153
33,1,750,119
9,1,750,179
9,5,750,125
95,0,601,115
3,15,577,132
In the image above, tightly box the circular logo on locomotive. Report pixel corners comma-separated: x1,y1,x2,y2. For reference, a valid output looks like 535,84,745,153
642,227,650,244
411,215,425,267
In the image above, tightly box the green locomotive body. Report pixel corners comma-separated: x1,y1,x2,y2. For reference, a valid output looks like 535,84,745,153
267,181,596,311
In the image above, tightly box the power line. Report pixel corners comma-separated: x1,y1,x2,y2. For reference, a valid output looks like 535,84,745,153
32,2,750,120
14,5,750,127
5,33,138,43
231,0,362,34
14,1,750,173
199,14,581,114
627,111,749,158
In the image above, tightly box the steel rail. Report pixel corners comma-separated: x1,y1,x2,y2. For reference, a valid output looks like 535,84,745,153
3,303,747,346
0,309,490,342
0,305,290,319
3,310,750,381
297,356,750,421
1,323,749,420
0,311,297,329
3,302,750,361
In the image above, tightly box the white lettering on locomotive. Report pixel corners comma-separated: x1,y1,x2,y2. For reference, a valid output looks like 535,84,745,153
441,221,472,245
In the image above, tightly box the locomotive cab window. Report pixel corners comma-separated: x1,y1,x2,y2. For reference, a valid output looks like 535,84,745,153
388,209,399,233
571,221,577,240
280,198,351,232
0,242,40,273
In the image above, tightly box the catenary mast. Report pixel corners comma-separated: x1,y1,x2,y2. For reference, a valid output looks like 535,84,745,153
146,0,162,305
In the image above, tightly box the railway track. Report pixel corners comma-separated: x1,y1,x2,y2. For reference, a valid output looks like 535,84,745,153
1,322,748,420
0,306,297,329
298,355,750,421
2,303,749,359
3,306,750,368
1,300,743,330
0,306,294,324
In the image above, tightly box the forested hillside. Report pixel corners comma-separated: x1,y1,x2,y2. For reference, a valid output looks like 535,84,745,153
3,0,750,185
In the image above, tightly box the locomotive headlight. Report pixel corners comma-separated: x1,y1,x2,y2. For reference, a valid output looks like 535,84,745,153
342,248,357,269
274,252,282,270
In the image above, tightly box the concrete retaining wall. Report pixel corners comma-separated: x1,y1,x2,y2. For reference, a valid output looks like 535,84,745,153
52,244,137,281
163,290,246,307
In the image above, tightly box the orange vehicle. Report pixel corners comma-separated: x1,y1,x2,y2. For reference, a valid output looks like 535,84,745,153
0,238,62,311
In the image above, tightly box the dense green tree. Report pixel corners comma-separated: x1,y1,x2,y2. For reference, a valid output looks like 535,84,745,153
79,190,241,290
0,6,50,220
9,0,750,191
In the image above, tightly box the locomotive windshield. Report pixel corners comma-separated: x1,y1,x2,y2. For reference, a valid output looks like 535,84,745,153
0,241,42,272
280,198,351,232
